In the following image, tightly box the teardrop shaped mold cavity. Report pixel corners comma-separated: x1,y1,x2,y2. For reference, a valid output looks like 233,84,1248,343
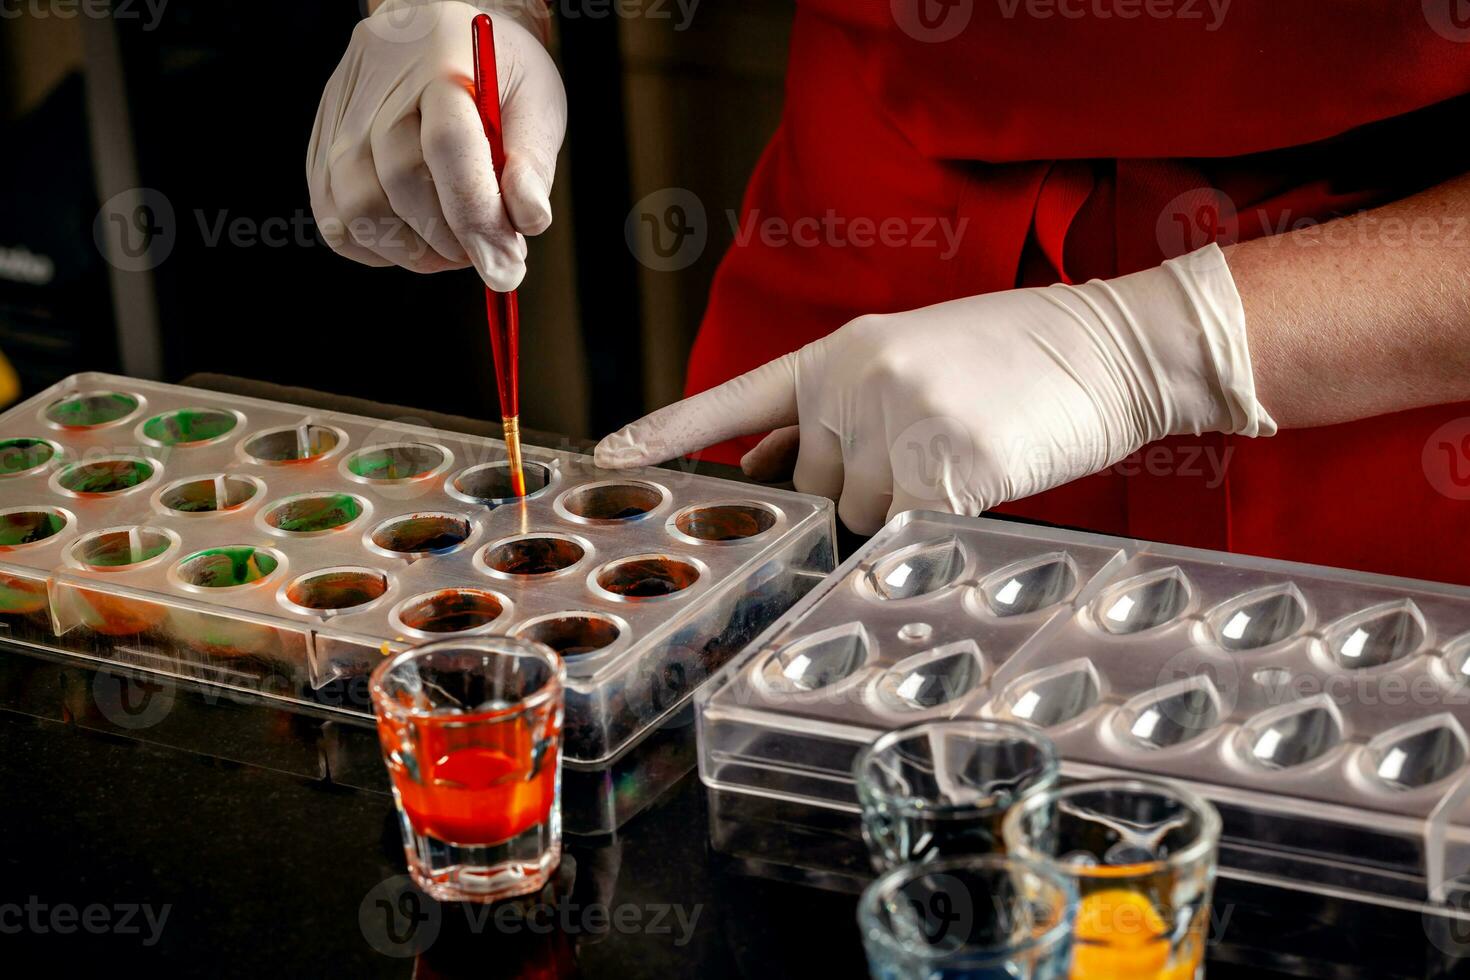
864,537,968,601
1095,567,1191,635
1210,585,1308,651
1367,718,1468,791
1238,700,1342,770
874,641,984,710
760,623,872,692
1325,601,1426,670
1118,677,1221,749
977,553,1077,617
991,659,1102,728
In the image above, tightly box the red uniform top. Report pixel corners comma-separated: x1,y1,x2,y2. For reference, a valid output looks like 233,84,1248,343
685,0,1470,583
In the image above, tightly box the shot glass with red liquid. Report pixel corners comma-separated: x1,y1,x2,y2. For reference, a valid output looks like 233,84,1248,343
371,637,565,903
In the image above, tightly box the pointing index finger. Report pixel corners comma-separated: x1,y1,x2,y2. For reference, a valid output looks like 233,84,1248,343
594,352,802,468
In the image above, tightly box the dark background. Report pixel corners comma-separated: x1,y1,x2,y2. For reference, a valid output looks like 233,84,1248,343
0,0,793,438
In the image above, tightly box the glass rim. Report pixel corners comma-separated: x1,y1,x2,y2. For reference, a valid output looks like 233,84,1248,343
1001,776,1223,878
858,853,1076,964
369,635,566,725
852,719,1061,818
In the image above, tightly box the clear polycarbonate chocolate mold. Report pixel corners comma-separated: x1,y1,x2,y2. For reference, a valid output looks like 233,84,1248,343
871,640,983,711
1094,566,1191,634
1236,697,1343,771
760,622,872,693
515,611,625,658
242,424,343,464
973,553,1077,617
557,481,666,523
343,443,450,483
0,438,60,478
138,408,241,448
862,536,968,601
1364,717,1469,792
988,659,1102,729
368,513,474,558
1322,599,1428,670
449,461,552,504
696,510,1470,921
1208,583,1309,651
156,474,261,514
0,372,836,771
479,533,587,578
43,390,141,429
1116,676,1223,750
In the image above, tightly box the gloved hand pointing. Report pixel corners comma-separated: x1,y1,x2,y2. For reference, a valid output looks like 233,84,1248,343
595,244,1277,534
307,0,565,290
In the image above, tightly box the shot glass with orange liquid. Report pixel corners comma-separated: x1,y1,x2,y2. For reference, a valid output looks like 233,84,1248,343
371,637,565,903
1002,779,1221,980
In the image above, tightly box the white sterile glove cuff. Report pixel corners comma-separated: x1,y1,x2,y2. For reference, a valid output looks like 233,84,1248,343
595,244,1276,533
307,0,565,290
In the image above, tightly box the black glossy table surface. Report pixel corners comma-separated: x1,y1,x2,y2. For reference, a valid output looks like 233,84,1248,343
0,377,1453,977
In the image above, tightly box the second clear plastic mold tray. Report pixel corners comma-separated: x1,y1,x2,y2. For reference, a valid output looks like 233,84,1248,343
0,373,836,768
696,510,1470,920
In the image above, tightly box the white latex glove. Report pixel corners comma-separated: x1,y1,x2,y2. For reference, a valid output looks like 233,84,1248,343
595,244,1277,534
307,0,565,290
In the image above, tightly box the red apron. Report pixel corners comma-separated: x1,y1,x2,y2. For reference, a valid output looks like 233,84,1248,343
686,0,1470,583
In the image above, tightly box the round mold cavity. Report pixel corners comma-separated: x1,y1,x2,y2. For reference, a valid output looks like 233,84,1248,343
69,526,178,571
1206,584,1309,652
1115,677,1222,751
173,546,283,590
156,474,261,514
343,443,450,483
479,533,588,578
449,461,553,505
51,456,158,497
393,588,508,636
973,553,1077,618
261,492,367,535
369,513,474,558
989,659,1102,729
0,506,72,549
557,480,667,523
282,567,389,613
1235,699,1343,771
514,611,625,658
44,390,141,430
759,623,872,693
1364,719,1468,792
590,554,702,602
1094,567,1191,635
138,408,241,448
668,501,779,544
872,640,984,711
0,438,60,478
241,424,344,465
1321,600,1427,671
861,536,968,601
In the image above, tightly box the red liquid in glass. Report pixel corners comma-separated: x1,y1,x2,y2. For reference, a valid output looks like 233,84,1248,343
382,713,558,846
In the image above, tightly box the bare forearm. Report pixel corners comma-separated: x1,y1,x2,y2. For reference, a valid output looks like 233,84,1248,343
1228,174,1470,428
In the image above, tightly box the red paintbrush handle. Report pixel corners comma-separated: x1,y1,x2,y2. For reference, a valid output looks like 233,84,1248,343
485,290,520,419
472,14,520,419
471,14,507,184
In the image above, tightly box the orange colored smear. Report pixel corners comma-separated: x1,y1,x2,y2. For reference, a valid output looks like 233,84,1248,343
381,713,558,845
1071,888,1202,980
